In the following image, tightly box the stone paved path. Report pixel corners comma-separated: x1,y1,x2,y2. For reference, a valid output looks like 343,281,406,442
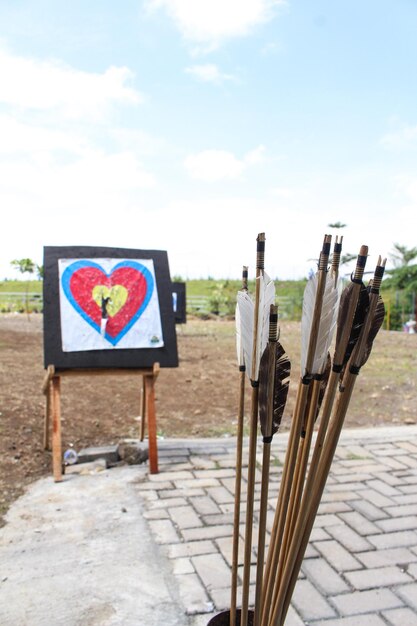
137,426,417,626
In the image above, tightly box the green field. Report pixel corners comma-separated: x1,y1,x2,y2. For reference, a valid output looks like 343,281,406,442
0,278,410,329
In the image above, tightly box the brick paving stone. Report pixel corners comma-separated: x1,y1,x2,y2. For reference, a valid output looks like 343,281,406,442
158,460,194,471
313,513,342,527
394,494,417,505
216,535,245,566
320,491,359,503
396,455,417,469
206,486,235,505
291,579,336,620
192,553,231,592
143,508,169,520
399,484,417,494
194,469,236,479
344,565,412,590
331,588,403,615
402,474,417,484
383,504,417,517
148,518,180,544
381,456,409,470
327,481,367,492
189,496,221,516
175,572,214,615
339,510,381,535
172,556,195,575
149,470,192,482
326,523,373,552
136,480,174,490
367,530,417,550
314,540,362,571
397,441,417,454
301,557,349,594
314,615,387,626
366,479,403,497
373,471,405,487
206,585,230,611
202,513,234,526
173,478,221,489
396,583,417,611
304,543,319,558
383,607,417,625
169,505,203,529
360,487,396,507
310,527,330,542
375,515,417,533
283,605,305,626
350,498,388,521
182,525,234,542
158,487,206,498
149,496,188,509
407,562,417,578
357,547,417,568
334,473,373,483
189,456,219,470
167,540,217,558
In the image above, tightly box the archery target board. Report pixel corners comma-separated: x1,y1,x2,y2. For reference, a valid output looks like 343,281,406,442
172,282,186,324
43,246,178,369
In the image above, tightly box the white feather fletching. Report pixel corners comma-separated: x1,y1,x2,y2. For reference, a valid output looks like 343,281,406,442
236,290,255,376
254,271,276,380
236,272,276,381
301,272,339,376
235,298,245,368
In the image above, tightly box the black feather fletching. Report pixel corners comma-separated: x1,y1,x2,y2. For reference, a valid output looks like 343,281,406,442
336,282,369,367
258,342,291,438
359,294,386,368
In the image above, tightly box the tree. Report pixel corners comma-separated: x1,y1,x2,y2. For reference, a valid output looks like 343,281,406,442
389,243,417,268
10,258,36,319
328,221,347,229
384,244,417,327
11,258,35,275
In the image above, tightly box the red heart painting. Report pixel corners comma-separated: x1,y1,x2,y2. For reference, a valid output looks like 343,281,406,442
61,260,154,345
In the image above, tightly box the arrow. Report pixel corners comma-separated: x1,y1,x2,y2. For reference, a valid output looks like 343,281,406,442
254,305,290,626
272,255,385,626
230,266,249,626
241,234,275,626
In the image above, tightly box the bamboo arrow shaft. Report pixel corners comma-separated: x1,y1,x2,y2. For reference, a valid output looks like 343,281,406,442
254,308,279,626
241,234,266,626
230,367,246,626
260,379,309,626
277,373,357,625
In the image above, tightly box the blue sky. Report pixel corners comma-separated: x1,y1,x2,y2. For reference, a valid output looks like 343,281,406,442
1,0,416,281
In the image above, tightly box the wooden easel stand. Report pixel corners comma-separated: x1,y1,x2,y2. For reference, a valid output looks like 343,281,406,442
42,363,160,482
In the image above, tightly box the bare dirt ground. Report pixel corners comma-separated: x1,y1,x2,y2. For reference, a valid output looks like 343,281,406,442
1,314,416,525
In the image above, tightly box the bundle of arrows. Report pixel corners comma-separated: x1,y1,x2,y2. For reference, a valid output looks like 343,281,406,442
208,232,387,626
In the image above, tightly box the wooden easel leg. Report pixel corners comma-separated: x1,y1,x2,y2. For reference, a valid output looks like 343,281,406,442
44,381,52,451
51,376,63,482
140,376,146,442
144,374,158,474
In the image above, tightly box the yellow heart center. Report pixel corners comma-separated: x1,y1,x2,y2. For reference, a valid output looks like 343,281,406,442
92,285,128,317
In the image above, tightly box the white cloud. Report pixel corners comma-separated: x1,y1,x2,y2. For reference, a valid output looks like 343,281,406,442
380,124,417,149
147,0,284,47
184,145,265,181
244,144,266,164
185,63,236,84
0,48,141,120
